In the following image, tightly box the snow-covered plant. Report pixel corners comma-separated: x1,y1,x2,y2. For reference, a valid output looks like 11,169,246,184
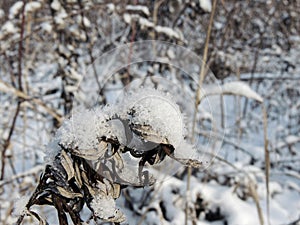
16,88,202,225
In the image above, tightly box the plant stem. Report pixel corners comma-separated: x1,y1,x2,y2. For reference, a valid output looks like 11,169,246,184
186,0,218,224
1,0,26,180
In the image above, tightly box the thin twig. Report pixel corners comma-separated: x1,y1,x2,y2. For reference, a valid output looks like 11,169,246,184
262,105,270,225
186,0,218,224
1,0,26,180
191,0,218,136
77,0,102,99
0,80,62,123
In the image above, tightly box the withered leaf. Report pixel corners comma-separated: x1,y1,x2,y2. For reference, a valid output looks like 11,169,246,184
112,152,124,171
131,124,168,144
57,186,83,199
173,157,203,168
161,144,203,168
28,210,47,225
81,171,97,196
74,162,82,187
61,150,75,181
96,180,108,196
112,183,121,199
71,141,108,160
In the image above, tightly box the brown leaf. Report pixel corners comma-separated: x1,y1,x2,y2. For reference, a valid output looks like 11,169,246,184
131,124,168,144
112,151,124,171
71,141,108,160
112,183,121,199
74,162,82,187
57,186,83,199
61,150,75,181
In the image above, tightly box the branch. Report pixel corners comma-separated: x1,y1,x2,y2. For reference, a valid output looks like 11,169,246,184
1,0,26,180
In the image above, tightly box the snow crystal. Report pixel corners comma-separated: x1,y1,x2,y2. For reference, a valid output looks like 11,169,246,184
91,193,125,222
91,194,116,219
48,88,187,163
58,109,110,150
119,88,185,148
9,1,24,19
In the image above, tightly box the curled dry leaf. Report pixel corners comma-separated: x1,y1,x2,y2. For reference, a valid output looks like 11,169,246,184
61,150,75,181
71,141,108,160
56,186,83,199
131,124,169,144
74,162,82,187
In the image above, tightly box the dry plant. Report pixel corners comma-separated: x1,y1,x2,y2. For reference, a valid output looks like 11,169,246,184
16,90,202,225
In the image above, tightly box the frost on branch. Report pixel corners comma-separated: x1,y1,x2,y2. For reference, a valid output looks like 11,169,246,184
18,88,202,225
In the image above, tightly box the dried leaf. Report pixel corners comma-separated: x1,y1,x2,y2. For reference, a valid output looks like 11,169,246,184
57,186,83,199
74,162,82,187
61,150,75,181
81,171,97,196
131,124,168,144
71,141,108,160
112,152,124,171
96,180,108,195
112,183,121,199
28,210,47,225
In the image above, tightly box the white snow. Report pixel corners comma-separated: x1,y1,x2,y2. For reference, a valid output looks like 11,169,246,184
9,1,24,19
57,109,111,150
83,16,91,27
199,0,212,13
91,194,115,218
202,81,263,102
106,3,115,13
139,17,154,29
0,9,4,19
50,0,62,11
54,10,68,27
123,13,155,29
285,135,299,144
25,1,41,13
126,5,150,16
155,26,183,40
123,13,132,24
119,88,185,148
40,22,52,33
1,21,18,35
